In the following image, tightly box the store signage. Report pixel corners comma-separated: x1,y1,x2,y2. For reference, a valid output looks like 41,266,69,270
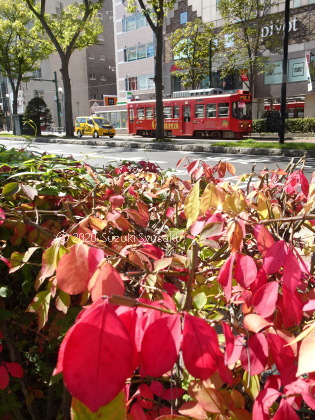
261,17,298,38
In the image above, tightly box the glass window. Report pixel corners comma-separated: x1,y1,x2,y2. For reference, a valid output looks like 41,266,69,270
195,104,205,118
163,106,172,119
184,105,190,122
174,106,179,118
137,45,147,59
137,108,145,119
127,47,137,61
126,15,136,31
180,11,188,24
136,14,147,29
127,77,137,91
232,102,251,119
147,43,154,58
206,104,216,118
146,107,154,119
138,75,149,90
129,109,134,123
218,103,229,117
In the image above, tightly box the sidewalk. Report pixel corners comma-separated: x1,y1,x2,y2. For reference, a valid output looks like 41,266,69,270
1,133,315,158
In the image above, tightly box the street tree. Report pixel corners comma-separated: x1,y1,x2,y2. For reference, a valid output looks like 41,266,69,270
24,0,103,137
217,0,281,95
23,96,53,135
0,0,53,125
127,0,176,140
170,18,215,90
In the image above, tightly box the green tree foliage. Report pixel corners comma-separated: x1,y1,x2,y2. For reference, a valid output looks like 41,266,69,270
23,96,53,135
170,18,215,90
24,0,104,137
127,0,176,140
217,0,281,94
0,0,53,119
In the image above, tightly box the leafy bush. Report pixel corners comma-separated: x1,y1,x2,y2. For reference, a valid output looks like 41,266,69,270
1,145,315,419
253,117,315,133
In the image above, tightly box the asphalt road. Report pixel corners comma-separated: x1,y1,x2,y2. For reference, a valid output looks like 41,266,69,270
1,138,314,184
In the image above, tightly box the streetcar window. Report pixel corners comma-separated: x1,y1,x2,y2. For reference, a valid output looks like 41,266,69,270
232,102,252,119
195,104,205,118
174,106,179,118
137,108,145,119
146,107,154,119
129,109,134,123
218,103,229,117
206,104,216,118
164,106,172,119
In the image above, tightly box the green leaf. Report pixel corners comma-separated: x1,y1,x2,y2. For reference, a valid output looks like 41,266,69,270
193,292,207,310
242,372,260,400
71,392,126,420
0,308,12,321
26,289,51,330
2,182,20,197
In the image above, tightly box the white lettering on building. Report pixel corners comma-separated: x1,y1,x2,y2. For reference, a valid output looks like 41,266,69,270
261,17,298,38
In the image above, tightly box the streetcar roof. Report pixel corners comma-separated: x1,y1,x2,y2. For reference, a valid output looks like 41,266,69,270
127,93,250,105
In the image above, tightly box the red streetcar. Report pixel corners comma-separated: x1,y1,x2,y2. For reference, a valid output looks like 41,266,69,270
127,89,252,139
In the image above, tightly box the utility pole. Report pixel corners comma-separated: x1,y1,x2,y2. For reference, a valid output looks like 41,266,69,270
278,0,290,144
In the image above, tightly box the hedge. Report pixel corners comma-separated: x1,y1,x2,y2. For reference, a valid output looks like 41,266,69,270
252,117,315,133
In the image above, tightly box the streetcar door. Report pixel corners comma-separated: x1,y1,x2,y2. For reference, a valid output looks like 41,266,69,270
182,105,191,135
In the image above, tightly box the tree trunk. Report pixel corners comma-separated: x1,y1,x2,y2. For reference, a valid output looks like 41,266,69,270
60,57,74,137
154,23,165,140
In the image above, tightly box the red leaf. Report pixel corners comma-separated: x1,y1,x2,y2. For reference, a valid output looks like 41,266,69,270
254,225,274,256
234,254,257,288
252,388,281,420
240,333,268,375
243,314,272,333
0,365,9,389
178,401,207,420
5,362,23,378
138,384,154,409
273,399,300,420
116,307,140,372
282,249,302,292
0,208,5,225
56,242,90,294
267,333,297,386
218,253,235,301
124,209,147,227
109,194,124,208
263,240,288,274
282,286,303,328
140,314,181,377
182,313,220,380
252,282,279,318
62,300,133,412
162,387,185,400
88,261,124,302
88,247,104,277
139,244,164,260
222,322,244,365
297,328,315,376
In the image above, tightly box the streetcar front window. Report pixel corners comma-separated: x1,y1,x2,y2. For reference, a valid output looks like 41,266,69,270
233,102,252,119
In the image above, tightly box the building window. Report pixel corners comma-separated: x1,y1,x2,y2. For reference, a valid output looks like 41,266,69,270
180,12,188,25
90,94,97,100
97,12,103,20
98,35,104,43
89,74,96,80
100,74,107,81
34,90,44,98
88,52,95,59
126,75,154,91
56,1,64,15
99,54,105,61
125,43,154,62
32,68,42,78
122,13,148,32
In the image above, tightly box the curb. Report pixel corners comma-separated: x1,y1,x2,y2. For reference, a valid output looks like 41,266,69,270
1,136,314,158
